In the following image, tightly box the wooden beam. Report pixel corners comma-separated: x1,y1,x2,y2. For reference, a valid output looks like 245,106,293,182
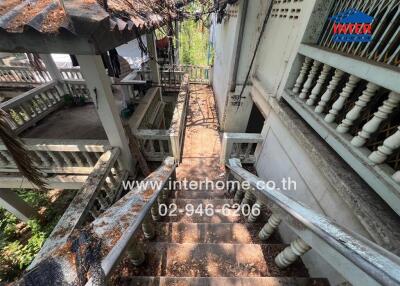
0,189,37,222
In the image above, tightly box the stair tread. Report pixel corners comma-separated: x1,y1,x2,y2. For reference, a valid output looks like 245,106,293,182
126,276,330,286
170,190,229,199
136,222,281,244
115,242,309,279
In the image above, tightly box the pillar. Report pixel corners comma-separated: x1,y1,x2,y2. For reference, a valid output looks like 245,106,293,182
76,55,134,173
0,189,36,222
146,32,161,85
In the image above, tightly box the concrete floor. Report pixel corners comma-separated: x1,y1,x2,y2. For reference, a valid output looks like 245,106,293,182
21,104,107,140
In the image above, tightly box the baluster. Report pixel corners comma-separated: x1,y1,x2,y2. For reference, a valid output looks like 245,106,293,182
0,151,9,166
59,152,73,166
392,171,400,183
275,238,311,268
241,189,256,208
248,200,265,223
315,69,345,114
103,183,115,203
19,105,32,122
151,201,161,221
71,152,84,167
1,151,14,166
369,127,400,164
108,174,117,188
159,140,165,155
82,152,95,167
142,215,155,240
127,242,145,266
293,57,312,94
306,64,332,106
47,151,63,167
34,151,51,167
351,92,400,147
96,192,109,210
244,143,253,160
259,213,282,240
299,60,321,100
325,75,361,123
234,188,245,204
337,82,380,133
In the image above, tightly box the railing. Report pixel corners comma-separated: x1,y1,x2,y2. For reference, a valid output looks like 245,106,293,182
318,0,400,68
0,139,110,174
29,148,128,268
132,75,190,161
0,65,51,85
60,67,84,81
221,133,264,164
164,64,210,84
0,81,64,134
22,156,176,285
282,44,400,215
226,158,400,286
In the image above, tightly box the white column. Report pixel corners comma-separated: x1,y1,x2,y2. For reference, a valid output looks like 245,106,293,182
40,54,64,82
146,32,161,85
0,189,36,222
76,55,134,173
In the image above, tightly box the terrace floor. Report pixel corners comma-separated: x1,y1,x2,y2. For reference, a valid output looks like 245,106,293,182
20,104,107,140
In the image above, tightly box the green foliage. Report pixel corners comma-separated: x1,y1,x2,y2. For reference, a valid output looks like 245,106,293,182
179,1,213,66
0,189,69,282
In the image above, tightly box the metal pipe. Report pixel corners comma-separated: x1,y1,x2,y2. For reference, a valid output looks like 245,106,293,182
229,0,249,92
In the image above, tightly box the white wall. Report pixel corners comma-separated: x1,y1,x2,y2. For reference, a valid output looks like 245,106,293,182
255,104,372,285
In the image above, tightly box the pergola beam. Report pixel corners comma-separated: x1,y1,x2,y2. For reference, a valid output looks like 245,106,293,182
0,189,37,222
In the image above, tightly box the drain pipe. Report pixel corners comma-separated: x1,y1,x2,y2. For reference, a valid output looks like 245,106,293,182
229,0,249,92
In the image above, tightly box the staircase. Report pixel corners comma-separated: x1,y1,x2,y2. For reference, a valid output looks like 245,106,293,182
110,86,329,285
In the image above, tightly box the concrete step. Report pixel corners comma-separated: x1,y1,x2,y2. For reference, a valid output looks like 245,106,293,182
135,223,281,244
126,276,330,286
116,243,310,278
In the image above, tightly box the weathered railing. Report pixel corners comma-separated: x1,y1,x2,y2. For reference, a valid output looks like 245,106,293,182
0,139,110,174
221,133,264,164
164,64,210,84
22,156,175,285
29,148,128,268
60,67,84,81
282,44,400,215
132,75,190,161
318,0,400,67
0,65,51,85
0,81,64,134
226,158,400,286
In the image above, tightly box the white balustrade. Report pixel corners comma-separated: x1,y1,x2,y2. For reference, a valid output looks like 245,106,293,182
0,65,51,84
0,81,63,134
0,139,110,174
221,133,264,164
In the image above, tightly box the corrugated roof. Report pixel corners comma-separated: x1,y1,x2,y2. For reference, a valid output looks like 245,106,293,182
0,0,178,54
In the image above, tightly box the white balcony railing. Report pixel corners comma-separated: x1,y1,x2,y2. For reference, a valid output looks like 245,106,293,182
0,65,51,85
282,44,400,215
0,139,110,174
221,133,264,164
